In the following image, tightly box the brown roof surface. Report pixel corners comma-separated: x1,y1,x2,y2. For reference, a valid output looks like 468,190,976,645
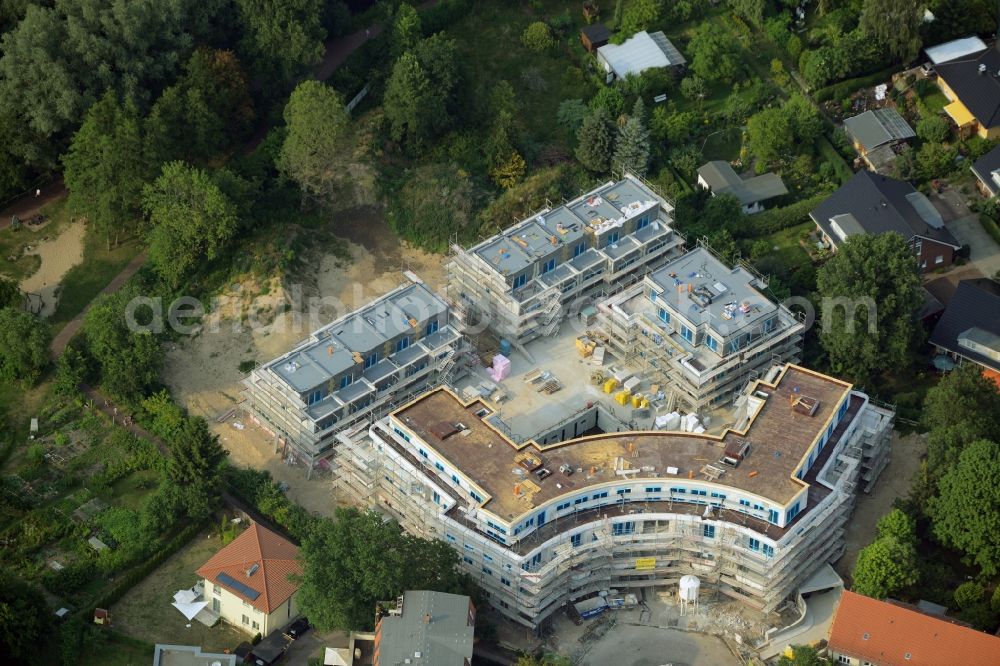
829,591,1000,666
196,523,302,614
392,365,851,521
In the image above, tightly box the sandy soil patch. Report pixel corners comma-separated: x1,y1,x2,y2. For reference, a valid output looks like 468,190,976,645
162,209,447,512
18,219,86,317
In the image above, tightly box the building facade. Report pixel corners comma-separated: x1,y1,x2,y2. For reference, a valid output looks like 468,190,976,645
445,173,685,355
333,364,893,631
595,244,805,412
242,277,467,471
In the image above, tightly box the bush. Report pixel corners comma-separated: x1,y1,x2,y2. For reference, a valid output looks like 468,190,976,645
813,67,897,102
521,22,555,51
955,581,985,609
742,194,828,237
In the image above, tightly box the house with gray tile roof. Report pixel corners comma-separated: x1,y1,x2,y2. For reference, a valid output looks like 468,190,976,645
697,161,788,214
929,278,1000,379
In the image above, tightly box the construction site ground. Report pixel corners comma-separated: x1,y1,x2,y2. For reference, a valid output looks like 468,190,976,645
454,324,735,442
163,209,446,516
538,591,786,665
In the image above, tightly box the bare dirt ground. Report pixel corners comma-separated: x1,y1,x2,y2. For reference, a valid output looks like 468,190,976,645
162,210,446,514
18,218,85,317
836,430,928,580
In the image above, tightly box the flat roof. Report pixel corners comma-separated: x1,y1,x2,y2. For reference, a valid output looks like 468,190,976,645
393,365,852,521
154,645,238,666
647,246,777,336
597,30,686,78
265,282,447,393
376,591,474,666
925,36,987,65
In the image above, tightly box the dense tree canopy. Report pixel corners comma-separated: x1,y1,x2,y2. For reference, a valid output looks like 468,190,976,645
83,283,163,400
234,0,326,85
166,416,228,518
613,100,650,176
142,161,240,287
62,91,150,248
0,567,50,664
928,439,1000,575
0,278,20,310
0,308,50,386
815,233,923,384
922,364,1000,471
688,23,739,82
297,508,465,631
383,34,459,148
276,80,351,204
852,532,919,598
860,0,923,62
576,106,614,173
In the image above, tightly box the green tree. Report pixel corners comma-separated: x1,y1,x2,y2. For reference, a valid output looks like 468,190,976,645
860,0,923,62
589,86,626,119
83,284,162,400
875,508,917,543
612,0,623,28
235,0,326,85
928,439,1000,575
852,534,919,598
391,3,422,57
651,107,697,144
815,233,923,384
916,114,950,143
146,49,255,163
679,76,708,101
730,0,764,27
619,0,662,35
0,567,50,664
63,91,151,249
613,102,650,175
296,508,463,630
276,80,351,204
785,93,824,144
0,308,50,386
954,581,984,609
777,645,831,665
0,277,20,309
576,106,615,173
54,345,89,396
166,416,228,518
916,141,957,179
522,21,555,51
922,364,1000,475
746,106,793,165
383,34,459,148
557,99,588,134
688,23,739,82
142,161,239,287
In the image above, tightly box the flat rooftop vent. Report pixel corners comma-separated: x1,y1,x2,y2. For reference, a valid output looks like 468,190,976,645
429,421,461,439
790,393,820,416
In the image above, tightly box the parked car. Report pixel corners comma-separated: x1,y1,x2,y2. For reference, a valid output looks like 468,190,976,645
284,616,311,640
920,61,935,77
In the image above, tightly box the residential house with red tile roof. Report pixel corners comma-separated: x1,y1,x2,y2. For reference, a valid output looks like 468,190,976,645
196,522,303,636
827,590,1000,666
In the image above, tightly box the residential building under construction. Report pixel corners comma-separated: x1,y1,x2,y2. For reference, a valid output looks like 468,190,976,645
595,244,805,412
332,362,894,630
241,277,468,472
445,172,685,356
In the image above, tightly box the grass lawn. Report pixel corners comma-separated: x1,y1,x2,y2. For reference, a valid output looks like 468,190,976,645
761,221,815,270
702,127,743,162
111,528,247,653
920,89,949,115
77,633,154,666
48,213,143,331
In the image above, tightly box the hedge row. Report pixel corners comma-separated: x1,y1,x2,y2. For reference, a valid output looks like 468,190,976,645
816,136,854,185
979,215,1000,247
812,66,899,103
80,519,207,618
741,193,829,237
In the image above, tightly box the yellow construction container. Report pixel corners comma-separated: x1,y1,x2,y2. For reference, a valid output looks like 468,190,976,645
631,393,643,408
603,378,619,394
640,398,649,409
575,336,596,358
615,389,631,406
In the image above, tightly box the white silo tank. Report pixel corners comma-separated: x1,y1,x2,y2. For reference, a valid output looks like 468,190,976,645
678,575,700,603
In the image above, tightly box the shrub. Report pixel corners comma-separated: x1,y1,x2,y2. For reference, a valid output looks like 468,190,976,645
521,22,555,51
955,581,985,609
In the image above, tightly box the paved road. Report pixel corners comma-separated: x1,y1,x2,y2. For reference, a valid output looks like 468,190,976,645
947,213,1000,278
49,250,148,357
581,625,736,666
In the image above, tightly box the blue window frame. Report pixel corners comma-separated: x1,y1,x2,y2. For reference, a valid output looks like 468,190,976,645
470,491,483,502
636,215,650,230
658,308,670,324
435,462,445,472
541,258,555,274
574,242,586,257
365,352,379,369
681,325,693,343
393,427,411,442
446,534,456,542
671,487,687,494
748,538,761,552
612,521,635,536
482,566,492,575
484,553,493,562
691,489,707,497
646,486,662,493
574,497,588,505
728,339,740,354
767,509,780,524
307,389,323,405
395,337,409,353
513,274,527,289
418,448,428,458
500,577,511,587
557,501,571,511
764,317,775,333
592,491,609,500
464,544,474,552
763,544,774,558
605,231,619,247
571,533,581,547
432,491,440,504
463,556,474,565
705,336,718,352
616,488,632,496
425,320,439,337
786,502,801,522
649,289,657,302
339,375,352,389
703,524,716,538
752,503,764,511
451,474,460,486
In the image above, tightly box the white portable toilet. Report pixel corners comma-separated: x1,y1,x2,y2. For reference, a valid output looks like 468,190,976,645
678,574,700,615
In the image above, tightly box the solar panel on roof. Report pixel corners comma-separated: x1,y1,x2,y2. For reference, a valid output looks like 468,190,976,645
216,572,261,601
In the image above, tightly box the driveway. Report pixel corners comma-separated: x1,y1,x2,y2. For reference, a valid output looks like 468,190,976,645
947,214,1000,278
581,625,736,666
281,628,349,665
